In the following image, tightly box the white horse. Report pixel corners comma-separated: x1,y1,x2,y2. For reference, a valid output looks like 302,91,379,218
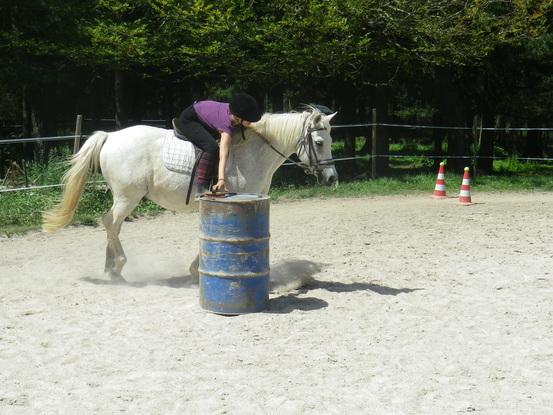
42,108,338,280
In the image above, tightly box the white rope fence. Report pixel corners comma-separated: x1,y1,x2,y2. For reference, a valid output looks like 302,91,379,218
282,154,553,167
0,181,106,194
332,123,553,131
1,120,552,193
2,122,553,144
3,151,552,193
0,135,88,145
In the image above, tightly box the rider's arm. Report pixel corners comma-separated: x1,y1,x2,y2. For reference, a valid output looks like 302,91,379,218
214,132,231,191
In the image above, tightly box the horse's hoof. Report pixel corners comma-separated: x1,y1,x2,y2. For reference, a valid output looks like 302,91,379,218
106,272,126,284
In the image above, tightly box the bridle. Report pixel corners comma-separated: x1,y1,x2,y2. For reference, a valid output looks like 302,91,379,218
258,113,335,178
296,122,336,176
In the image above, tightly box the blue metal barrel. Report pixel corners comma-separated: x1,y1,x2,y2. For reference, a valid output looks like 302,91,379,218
198,193,270,314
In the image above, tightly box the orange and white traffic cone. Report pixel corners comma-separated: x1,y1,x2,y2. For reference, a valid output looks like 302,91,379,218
458,167,473,205
432,162,447,199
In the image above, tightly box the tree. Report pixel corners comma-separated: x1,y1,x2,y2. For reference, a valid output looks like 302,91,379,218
330,0,551,172
0,0,87,137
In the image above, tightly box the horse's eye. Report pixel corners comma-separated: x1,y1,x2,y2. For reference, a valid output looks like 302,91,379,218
315,140,324,147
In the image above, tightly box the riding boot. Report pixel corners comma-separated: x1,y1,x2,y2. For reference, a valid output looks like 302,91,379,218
195,152,215,198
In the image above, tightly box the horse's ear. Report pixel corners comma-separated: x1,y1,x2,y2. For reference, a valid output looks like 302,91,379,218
324,112,338,123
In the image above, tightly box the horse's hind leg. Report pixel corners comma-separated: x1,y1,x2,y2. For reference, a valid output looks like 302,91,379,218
102,195,141,281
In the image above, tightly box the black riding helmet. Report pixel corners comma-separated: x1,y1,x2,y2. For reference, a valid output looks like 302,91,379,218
229,93,262,123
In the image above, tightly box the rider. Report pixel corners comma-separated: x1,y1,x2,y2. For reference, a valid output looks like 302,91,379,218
174,93,262,196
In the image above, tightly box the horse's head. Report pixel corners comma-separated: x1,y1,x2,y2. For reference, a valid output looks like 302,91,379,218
296,108,339,186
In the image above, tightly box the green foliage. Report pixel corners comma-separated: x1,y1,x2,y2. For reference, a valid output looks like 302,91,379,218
393,100,437,121
0,186,164,236
494,158,553,175
330,0,550,72
1,0,551,104
244,0,352,87
0,189,57,235
0,0,88,82
25,148,72,185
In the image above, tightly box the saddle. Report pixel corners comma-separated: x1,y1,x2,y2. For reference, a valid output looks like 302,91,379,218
162,118,203,204
166,118,235,203
172,118,188,140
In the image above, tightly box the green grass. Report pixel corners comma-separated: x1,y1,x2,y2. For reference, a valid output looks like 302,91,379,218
0,186,163,236
494,158,553,175
269,173,553,200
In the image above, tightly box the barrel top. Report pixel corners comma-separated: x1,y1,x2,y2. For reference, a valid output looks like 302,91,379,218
199,192,269,203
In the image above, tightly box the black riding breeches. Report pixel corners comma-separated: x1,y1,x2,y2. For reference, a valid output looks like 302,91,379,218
177,105,219,155
177,105,219,185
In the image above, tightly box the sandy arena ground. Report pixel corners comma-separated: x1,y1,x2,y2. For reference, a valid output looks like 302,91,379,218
1,192,552,414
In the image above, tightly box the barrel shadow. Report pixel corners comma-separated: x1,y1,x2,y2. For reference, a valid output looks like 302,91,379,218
266,279,421,313
267,293,328,314
304,279,424,296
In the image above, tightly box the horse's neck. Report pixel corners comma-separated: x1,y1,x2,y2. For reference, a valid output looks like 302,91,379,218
229,135,288,194
254,112,305,151
230,113,306,193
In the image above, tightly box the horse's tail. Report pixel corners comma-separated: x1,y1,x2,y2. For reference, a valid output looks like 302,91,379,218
42,131,109,232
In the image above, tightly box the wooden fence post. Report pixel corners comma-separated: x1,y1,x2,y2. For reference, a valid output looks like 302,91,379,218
472,114,483,178
73,114,83,154
23,160,29,187
371,108,377,179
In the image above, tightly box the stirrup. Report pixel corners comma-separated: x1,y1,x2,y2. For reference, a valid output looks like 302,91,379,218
194,182,211,200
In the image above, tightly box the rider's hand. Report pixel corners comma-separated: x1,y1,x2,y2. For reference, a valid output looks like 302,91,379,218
211,179,228,193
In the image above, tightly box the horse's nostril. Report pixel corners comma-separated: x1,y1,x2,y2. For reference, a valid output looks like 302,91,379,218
327,175,336,184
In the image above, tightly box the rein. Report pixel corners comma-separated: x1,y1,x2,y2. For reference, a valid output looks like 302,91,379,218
256,133,308,171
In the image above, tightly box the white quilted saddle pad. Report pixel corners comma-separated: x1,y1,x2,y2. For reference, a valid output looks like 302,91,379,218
162,130,197,174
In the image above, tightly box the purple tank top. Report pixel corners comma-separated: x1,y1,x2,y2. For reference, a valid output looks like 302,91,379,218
193,100,233,135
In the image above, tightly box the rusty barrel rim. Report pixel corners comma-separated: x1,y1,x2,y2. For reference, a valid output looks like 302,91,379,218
199,192,270,203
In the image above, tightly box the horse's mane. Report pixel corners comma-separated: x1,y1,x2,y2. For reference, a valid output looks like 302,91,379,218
248,106,323,148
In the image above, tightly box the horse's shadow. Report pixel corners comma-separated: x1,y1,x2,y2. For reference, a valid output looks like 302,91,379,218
81,259,423,314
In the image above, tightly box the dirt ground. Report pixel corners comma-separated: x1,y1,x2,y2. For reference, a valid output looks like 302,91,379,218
1,192,552,414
